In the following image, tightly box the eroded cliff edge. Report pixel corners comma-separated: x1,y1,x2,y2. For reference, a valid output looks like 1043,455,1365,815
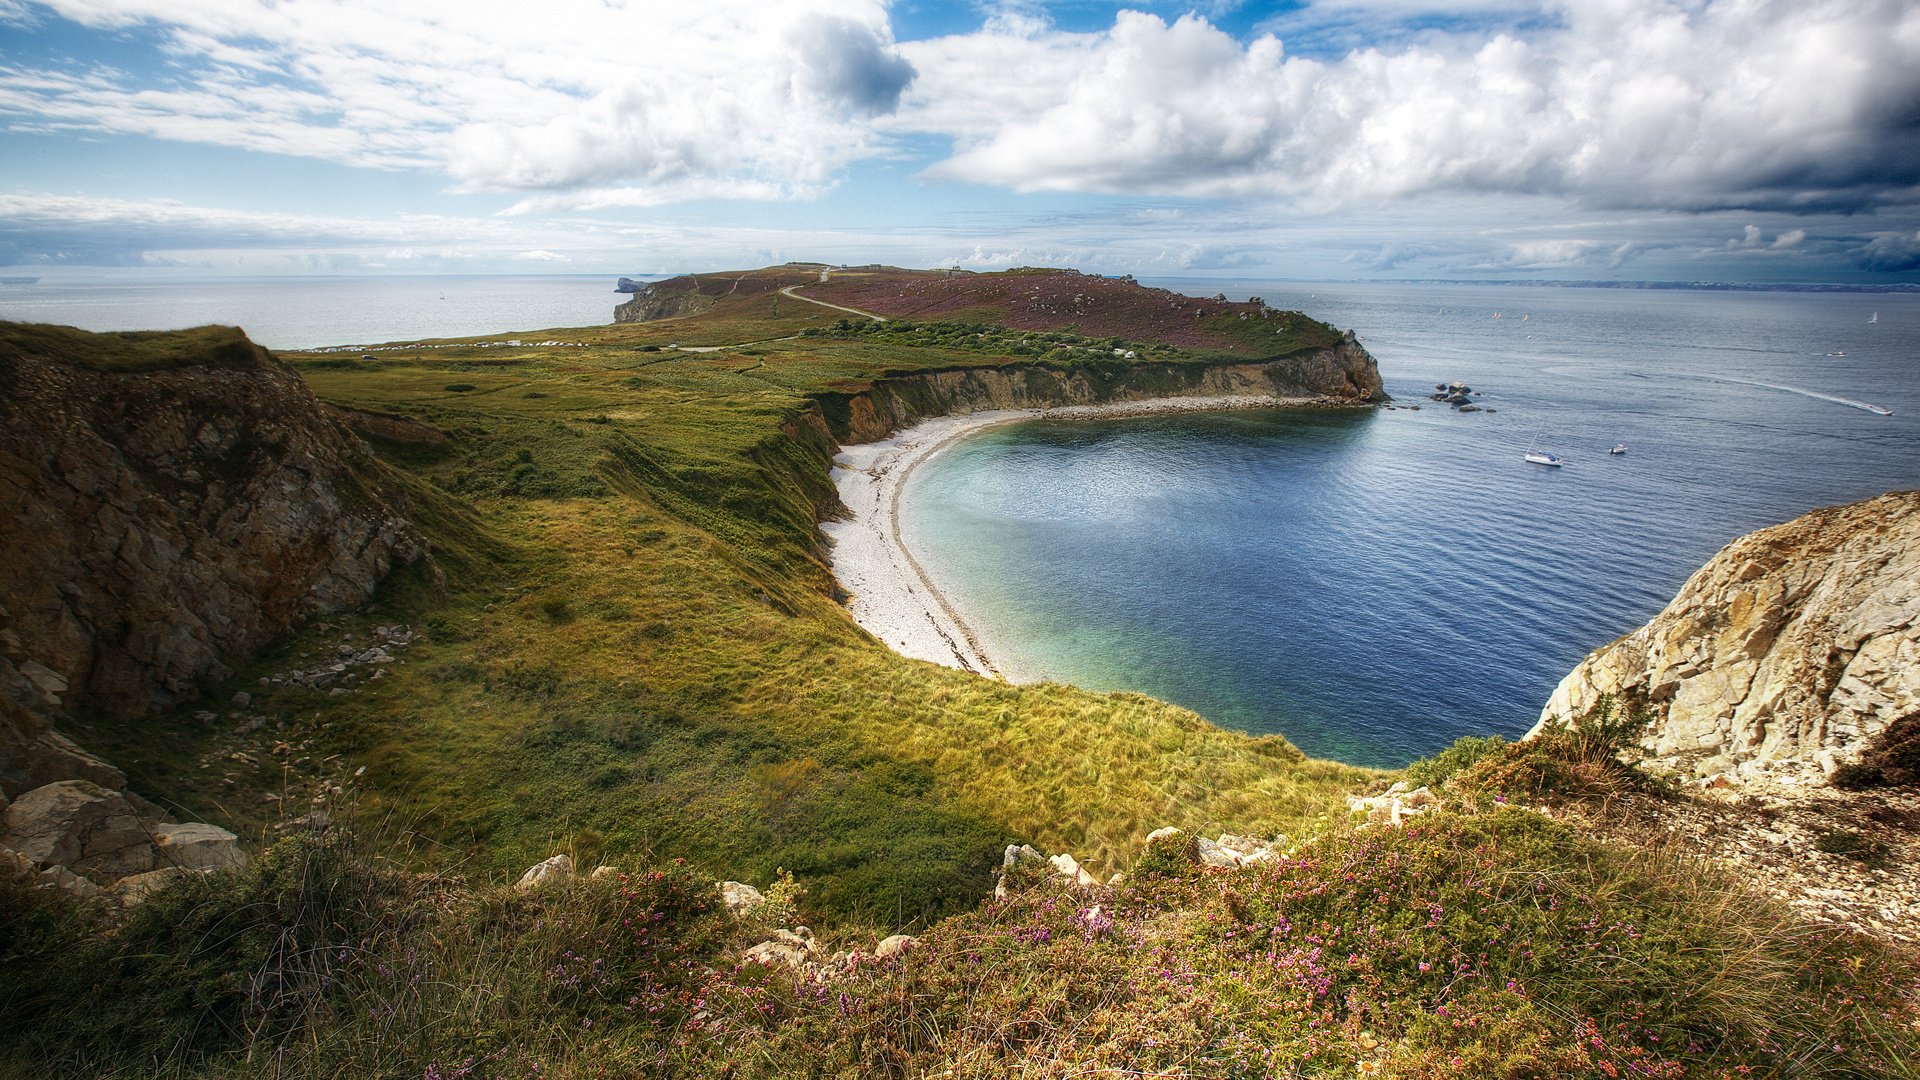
0,323,427,798
1532,490,1919,789
808,337,1385,444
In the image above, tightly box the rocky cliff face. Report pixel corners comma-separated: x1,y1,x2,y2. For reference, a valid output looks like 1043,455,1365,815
613,282,713,323
0,323,426,797
815,337,1385,443
1533,491,1920,788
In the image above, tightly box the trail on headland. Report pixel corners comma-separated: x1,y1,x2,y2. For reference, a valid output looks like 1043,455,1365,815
779,284,889,322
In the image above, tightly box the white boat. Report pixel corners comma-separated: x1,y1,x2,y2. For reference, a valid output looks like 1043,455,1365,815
1524,423,1563,466
1870,312,1878,323
1609,444,1628,455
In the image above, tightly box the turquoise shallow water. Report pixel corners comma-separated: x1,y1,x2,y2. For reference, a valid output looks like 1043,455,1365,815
902,284,1920,768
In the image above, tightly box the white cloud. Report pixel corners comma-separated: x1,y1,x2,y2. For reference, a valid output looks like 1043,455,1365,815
0,1,913,206
903,0,1920,214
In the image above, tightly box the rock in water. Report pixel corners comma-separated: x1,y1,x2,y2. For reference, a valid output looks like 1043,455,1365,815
1532,491,1920,788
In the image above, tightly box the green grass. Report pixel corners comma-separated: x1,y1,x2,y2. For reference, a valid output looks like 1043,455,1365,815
0,321,270,371
7,288,1916,1077
44,298,1377,930
5,797,1912,1078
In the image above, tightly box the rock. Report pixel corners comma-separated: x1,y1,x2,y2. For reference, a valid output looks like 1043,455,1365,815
516,854,573,890
719,880,766,914
590,865,618,879
153,823,246,871
1048,852,1100,888
874,934,916,960
231,691,251,708
109,866,200,907
1001,843,1044,869
1349,787,1440,829
36,862,100,898
1532,491,1920,789
1141,826,1199,868
743,926,817,968
1194,836,1240,869
0,780,154,879
0,325,429,797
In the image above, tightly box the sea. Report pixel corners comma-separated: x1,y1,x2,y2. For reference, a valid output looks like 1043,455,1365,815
5,274,1913,768
0,274,624,349
903,283,1920,768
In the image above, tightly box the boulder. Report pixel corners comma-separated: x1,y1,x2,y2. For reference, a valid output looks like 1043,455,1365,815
0,780,153,880
154,823,246,871
719,880,765,914
1001,843,1044,869
874,934,916,960
515,854,573,890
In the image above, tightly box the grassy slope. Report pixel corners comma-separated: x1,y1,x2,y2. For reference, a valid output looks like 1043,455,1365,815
8,275,1917,1077
57,272,1373,931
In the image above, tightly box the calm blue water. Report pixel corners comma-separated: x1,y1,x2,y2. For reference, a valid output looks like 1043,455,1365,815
904,285,1920,768
0,274,626,350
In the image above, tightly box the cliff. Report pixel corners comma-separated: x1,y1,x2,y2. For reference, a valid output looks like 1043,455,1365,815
613,280,716,323
812,336,1384,444
0,323,426,797
1532,490,1920,788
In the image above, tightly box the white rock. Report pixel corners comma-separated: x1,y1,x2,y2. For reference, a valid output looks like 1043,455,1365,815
1048,852,1100,888
516,854,573,890
874,933,916,959
719,880,765,914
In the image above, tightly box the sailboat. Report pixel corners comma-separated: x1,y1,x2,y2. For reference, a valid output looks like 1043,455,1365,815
1524,424,1563,467
1870,311,1878,323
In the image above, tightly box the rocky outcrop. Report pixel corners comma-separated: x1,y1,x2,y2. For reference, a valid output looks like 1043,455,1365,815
0,777,245,901
1532,491,1920,788
614,282,713,324
813,338,1385,444
0,323,426,796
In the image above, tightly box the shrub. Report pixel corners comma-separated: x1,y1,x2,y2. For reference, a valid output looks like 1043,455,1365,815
1404,734,1507,790
444,383,476,392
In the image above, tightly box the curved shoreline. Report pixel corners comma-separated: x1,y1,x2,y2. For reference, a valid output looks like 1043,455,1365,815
822,394,1326,677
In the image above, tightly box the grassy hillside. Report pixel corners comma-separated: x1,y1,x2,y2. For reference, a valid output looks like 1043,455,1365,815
5,271,1916,1077
6,746,1914,1078
52,272,1373,932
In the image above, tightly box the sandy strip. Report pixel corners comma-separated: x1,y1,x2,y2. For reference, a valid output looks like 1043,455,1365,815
822,394,1322,678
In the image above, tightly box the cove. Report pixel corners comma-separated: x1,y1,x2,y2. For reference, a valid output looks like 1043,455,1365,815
895,287,1920,768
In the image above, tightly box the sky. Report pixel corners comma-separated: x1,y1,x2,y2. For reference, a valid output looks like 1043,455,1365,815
0,0,1917,283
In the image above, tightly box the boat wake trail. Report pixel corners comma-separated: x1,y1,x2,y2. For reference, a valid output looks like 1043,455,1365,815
1692,374,1894,416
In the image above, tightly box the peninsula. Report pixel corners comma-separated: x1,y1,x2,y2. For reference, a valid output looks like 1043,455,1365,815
0,267,1912,1077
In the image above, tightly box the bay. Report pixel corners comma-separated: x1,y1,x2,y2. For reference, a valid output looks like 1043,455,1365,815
902,284,1920,768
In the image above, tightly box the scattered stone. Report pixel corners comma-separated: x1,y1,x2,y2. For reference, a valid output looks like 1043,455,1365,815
1348,785,1441,829
516,854,573,890
590,864,618,879
874,933,916,960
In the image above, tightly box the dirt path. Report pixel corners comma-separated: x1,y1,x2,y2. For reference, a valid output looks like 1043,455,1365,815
779,284,888,322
